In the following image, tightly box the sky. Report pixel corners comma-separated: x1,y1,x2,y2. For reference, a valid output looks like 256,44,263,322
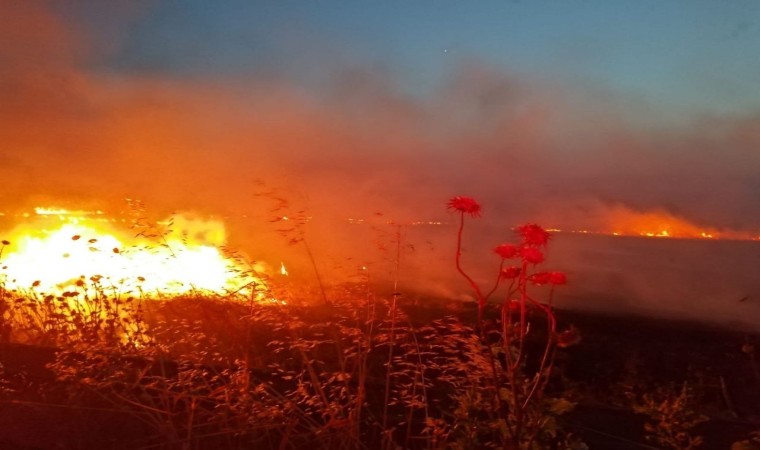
1,1,760,235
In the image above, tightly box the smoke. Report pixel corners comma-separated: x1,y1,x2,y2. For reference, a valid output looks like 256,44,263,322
1,4,759,327
2,4,759,229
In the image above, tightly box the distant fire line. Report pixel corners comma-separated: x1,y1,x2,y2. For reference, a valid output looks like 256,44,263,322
343,219,759,241
547,228,759,241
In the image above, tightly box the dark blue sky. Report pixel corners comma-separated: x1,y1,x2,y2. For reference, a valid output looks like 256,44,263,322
65,0,760,120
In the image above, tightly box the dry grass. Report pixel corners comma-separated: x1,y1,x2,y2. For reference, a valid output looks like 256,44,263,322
2,199,754,449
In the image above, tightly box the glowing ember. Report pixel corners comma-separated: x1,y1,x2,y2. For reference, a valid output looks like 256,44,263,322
0,210,272,299
280,262,289,276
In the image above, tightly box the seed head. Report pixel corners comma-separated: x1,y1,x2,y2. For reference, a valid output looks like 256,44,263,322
493,244,520,259
500,266,521,279
528,272,552,285
521,247,544,264
447,196,482,217
516,224,550,246
549,271,567,285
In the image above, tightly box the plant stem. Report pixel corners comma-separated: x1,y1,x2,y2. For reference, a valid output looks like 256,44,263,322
453,212,486,332
301,238,329,306
382,227,403,445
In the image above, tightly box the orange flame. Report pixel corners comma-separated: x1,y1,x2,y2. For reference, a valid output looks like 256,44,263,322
0,209,273,300
552,205,758,240
604,208,722,239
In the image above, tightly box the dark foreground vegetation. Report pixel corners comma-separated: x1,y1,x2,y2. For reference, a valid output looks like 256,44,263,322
0,294,758,450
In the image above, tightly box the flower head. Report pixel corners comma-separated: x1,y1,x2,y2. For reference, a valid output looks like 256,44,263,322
528,272,552,285
520,247,544,264
447,196,482,217
527,271,566,286
493,243,519,259
500,266,521,279
549,271,567,285
517,224,550,247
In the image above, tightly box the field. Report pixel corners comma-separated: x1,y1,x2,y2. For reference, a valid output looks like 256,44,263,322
1,204,759,450
0,296,758,449
4,2,760,448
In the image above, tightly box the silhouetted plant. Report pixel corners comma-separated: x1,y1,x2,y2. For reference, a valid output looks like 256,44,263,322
630,382,708,450
445,196,581,449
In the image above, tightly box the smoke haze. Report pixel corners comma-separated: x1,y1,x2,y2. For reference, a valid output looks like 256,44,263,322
1,3,759,328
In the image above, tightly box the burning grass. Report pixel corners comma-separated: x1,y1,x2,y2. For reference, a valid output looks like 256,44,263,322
0,199,758,449
0,208,274,299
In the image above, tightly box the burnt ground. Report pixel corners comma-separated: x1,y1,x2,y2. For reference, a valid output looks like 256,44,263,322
401,299,760,449
0,299,759,449
557,311,760,449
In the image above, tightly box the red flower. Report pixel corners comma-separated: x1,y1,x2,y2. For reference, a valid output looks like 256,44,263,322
500,266,521,279
447,196,482,217
556,326,581,348
549,271,567,285
528,272,552,285
494,243,519,259
517,224,550,246
521,247,544,264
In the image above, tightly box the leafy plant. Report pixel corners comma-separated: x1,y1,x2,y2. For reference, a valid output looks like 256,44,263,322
630,382,708,450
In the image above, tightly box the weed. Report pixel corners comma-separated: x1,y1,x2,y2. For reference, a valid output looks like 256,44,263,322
630,382,708,450
446,196,581,449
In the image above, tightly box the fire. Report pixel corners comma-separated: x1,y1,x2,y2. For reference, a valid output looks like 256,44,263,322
593,205,757,240
0,210,272,300
34,207,105,217
550,205,758,240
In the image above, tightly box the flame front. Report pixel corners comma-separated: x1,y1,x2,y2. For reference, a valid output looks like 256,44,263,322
0,211,270,299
